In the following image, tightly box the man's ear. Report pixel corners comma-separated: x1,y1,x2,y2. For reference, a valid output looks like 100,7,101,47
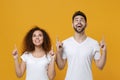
85,22,87,28
72,22,74,28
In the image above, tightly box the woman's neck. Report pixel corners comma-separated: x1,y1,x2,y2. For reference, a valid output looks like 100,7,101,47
32,47,45,58
33,46,45,54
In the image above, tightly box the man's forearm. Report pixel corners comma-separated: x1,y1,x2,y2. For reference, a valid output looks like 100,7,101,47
56,53,65,70
96,51,107,70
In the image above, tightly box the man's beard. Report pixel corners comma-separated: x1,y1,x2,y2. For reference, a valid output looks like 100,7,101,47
73,26,86,33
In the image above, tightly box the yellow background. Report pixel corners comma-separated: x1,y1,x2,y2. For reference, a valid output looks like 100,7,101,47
0,0,120,80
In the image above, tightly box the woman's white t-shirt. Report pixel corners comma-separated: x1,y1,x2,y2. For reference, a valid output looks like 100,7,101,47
21,52,51,80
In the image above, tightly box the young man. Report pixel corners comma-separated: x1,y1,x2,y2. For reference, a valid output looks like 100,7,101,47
56,11,107,80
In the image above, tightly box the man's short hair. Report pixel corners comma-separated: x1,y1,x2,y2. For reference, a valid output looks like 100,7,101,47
72,11,87,22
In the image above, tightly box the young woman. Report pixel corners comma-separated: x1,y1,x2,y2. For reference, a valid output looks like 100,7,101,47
12,26,55,80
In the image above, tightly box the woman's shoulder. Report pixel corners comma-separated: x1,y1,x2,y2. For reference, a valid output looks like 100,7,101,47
21,51,31,56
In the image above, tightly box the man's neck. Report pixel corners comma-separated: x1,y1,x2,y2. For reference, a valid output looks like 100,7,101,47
73,32,87,43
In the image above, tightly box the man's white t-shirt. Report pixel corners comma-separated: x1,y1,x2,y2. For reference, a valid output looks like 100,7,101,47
62,37,101,80
21,52,51,80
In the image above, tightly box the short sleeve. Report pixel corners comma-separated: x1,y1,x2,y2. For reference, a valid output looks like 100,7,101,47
62,51,67,59
62,43,67,59
47,54,51,63
21,52,28,62
93,42,101,60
